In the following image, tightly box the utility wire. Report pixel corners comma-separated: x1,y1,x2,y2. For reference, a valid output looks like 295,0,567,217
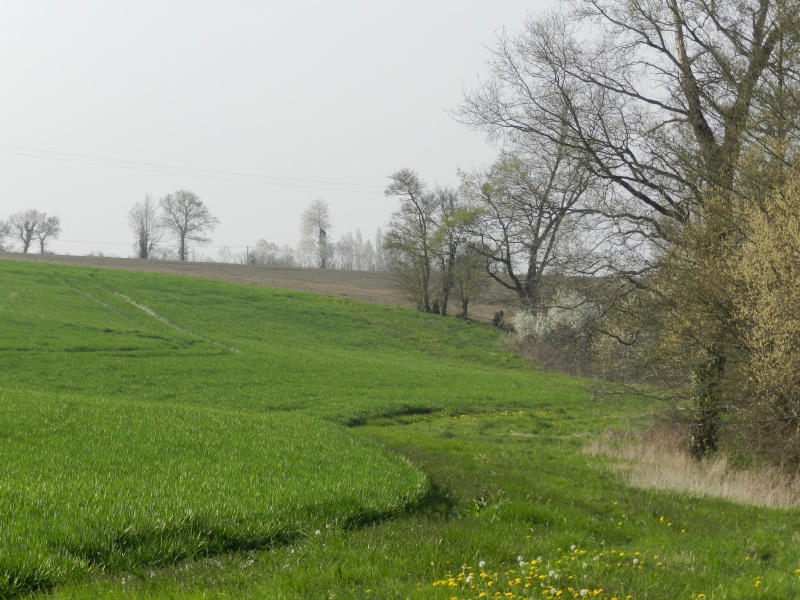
0,143,385,194
59,238,251,249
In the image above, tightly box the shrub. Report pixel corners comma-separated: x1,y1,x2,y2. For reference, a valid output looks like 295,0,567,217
509,289,601,373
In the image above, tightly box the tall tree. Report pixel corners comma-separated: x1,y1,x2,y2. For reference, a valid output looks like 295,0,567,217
128,195,163,259
36,215,61,254
458,0,800,249
459,0,800,460
9,210,48,253
250,239,296,267
0,217,10,251
460,151,592,312
299,199,333,268
430,187,475,316
160,190,220,261
373,228,387,271
384,169,437,312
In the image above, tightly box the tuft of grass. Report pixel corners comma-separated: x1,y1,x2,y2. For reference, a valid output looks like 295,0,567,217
585,426,800,510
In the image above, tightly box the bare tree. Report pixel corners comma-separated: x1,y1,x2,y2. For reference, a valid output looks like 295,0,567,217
0,217,10,251
384,169,437,312
128,195,163,259
460,151,592,312
452,245,488,318
216,246,248,264
36,215,61,254
159,190,220,261
250,239,296,267
8,209,56,253
458,1,800,245
385,170,477,315
458,0,800,460
430,187,475,316
299,199,333,268
373,227,387,271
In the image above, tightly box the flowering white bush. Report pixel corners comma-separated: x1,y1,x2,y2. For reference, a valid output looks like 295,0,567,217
510,289,600,345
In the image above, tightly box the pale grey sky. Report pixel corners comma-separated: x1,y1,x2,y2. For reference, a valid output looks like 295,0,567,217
0,1,553,258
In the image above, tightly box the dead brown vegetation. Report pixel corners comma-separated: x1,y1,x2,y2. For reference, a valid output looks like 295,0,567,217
585,425,800,510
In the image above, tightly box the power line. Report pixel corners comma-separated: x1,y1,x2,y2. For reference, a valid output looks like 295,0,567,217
59,238,252,249
0,143,386,194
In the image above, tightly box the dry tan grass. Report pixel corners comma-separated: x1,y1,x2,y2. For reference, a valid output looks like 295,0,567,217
585,427,800,509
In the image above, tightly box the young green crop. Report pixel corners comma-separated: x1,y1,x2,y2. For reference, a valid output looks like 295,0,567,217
0,388,426,597
4,260,797,600
0,261,588,425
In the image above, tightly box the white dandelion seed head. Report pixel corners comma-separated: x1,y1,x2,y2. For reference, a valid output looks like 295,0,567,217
570,545,577,551
580,590,589,597
479,560,486,569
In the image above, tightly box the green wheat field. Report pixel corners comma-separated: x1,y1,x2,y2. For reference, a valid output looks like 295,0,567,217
0,260,797,599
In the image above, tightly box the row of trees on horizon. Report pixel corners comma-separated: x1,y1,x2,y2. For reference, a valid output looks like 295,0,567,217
0,192,390,272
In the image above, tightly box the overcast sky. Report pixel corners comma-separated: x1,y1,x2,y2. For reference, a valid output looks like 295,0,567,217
0,1,554,259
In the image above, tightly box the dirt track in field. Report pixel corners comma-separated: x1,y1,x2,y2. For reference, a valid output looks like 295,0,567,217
1,253,512,322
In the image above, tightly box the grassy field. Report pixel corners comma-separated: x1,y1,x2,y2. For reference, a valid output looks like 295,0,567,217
1,259,798,599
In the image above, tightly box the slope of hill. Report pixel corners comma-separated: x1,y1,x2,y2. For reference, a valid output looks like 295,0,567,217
2,258,797,600
0,252,510,321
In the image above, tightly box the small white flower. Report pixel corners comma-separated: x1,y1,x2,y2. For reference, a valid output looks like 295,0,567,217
315,530,321,535
479,560,486,569
519,560,526,567
517,555,524,562
570,545,577,551
633,558,639,565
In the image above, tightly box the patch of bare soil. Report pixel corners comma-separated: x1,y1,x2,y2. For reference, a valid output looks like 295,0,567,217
1,253,510,321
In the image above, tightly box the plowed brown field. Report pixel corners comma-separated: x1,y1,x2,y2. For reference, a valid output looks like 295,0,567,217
2,253,511,321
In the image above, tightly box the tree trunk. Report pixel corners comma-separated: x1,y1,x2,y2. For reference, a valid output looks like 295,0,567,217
688,349,726,460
